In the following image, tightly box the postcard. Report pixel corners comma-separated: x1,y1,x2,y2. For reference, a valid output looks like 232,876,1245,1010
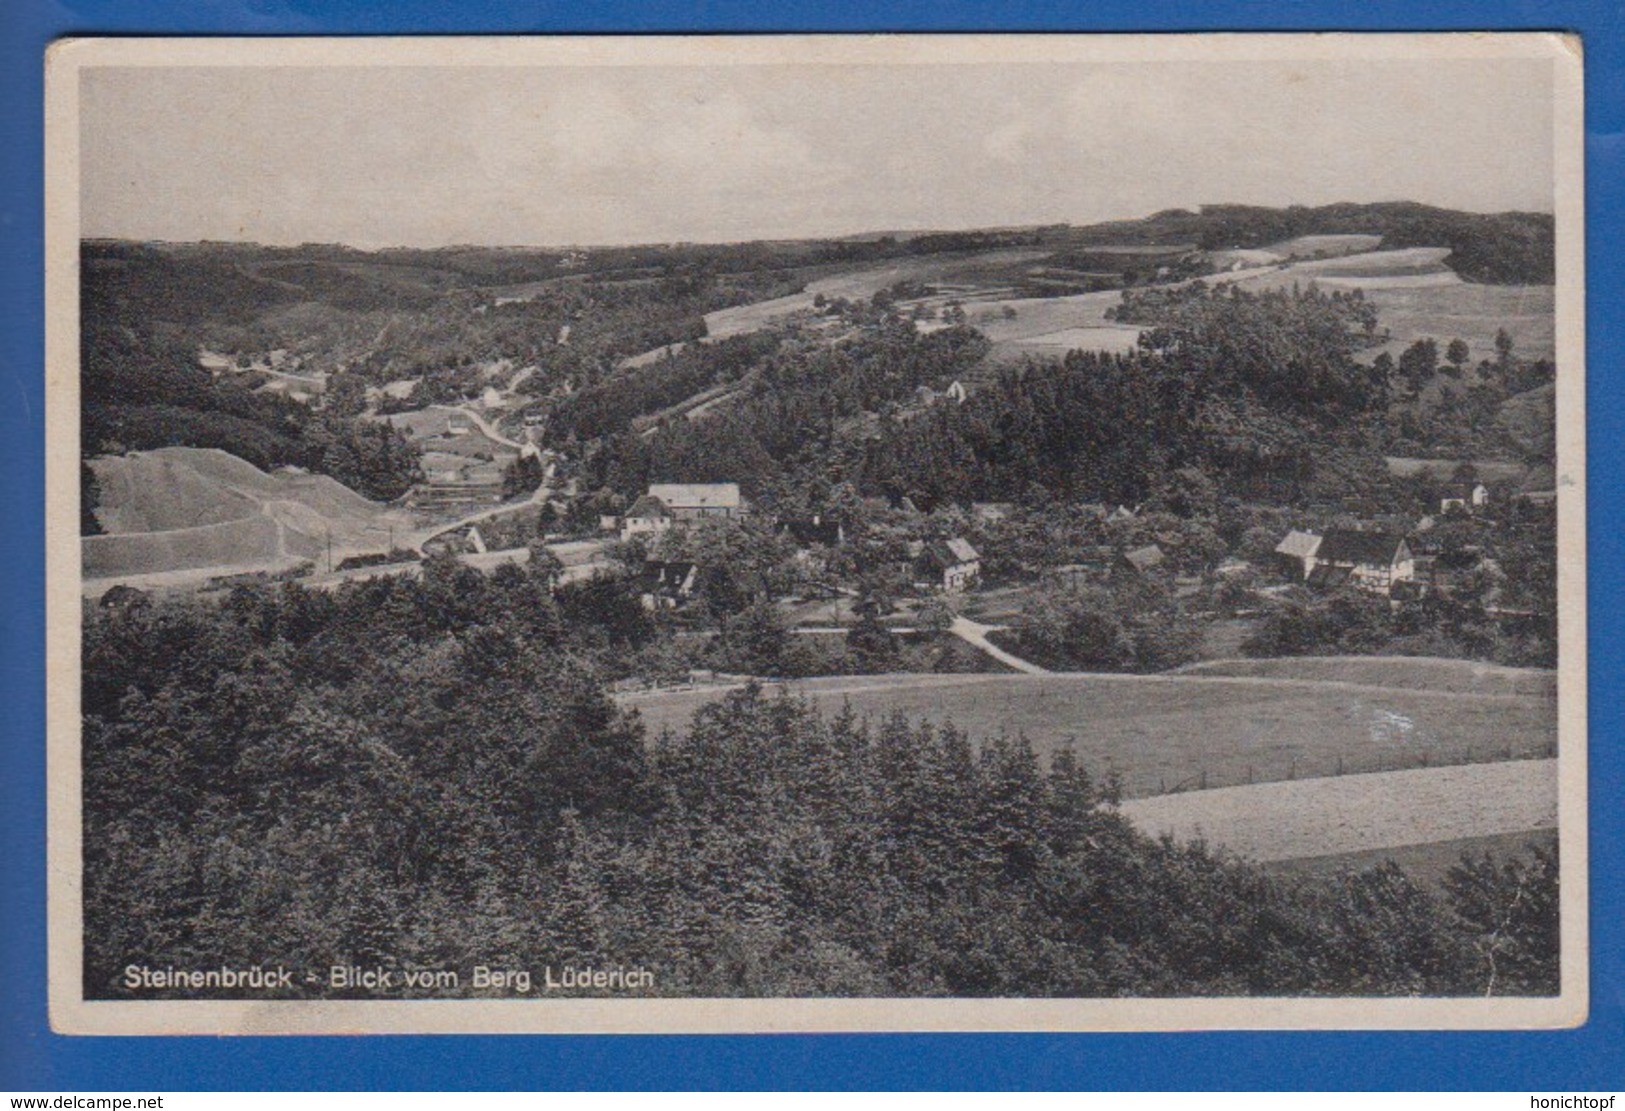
44,32,1585,1033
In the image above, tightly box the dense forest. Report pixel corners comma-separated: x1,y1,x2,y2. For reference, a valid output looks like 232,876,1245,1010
1075,202,1555,284
576,285,1386,512
577,322,993,502
80,320,423,501
84,572,1558,999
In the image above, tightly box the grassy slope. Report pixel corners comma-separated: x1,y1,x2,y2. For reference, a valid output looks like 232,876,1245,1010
618,660,1557,799
1177,656,1556,699
84,447,410,579
1115,758,1556,863
1264,827,1558,891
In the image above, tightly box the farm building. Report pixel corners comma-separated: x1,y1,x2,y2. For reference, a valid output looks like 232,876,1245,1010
620,495,673,541
1118,544,1166,576
1274,529,1323,577
971,501,1016,524
646,483,747,520
1306,530,1416,596
917,537,982,594
1440,482,1490,514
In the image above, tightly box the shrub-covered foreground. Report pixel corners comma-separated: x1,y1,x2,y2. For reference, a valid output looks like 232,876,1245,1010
83,579,1557,999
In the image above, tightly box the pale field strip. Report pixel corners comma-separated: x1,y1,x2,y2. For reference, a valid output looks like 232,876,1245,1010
1117,758,1557,863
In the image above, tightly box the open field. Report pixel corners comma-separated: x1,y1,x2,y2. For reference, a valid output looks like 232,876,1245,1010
702,248,1051,339
1383,456,1533,485
1230,247,1459,293
1265,827,1557,890
1264,233,1383,259
1179,656,1556,699
1363,283,1555,364
1208,248,1285,269
1006,325,1144,356
1117,758,1556,863
1292,246,1453,277
616,663,1557,798
1207,250,1552,362
85,447,413,581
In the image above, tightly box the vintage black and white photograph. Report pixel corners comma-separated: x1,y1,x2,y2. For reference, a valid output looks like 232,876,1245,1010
45,34,1585,1034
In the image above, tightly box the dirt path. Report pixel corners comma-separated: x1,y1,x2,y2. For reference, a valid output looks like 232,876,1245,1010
406,483,551,551
1116,758,1557,863
949,616,1049,675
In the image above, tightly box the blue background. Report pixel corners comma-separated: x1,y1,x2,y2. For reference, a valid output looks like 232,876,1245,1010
3,0,1621,1091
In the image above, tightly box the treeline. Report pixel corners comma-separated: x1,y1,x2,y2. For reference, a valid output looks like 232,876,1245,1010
84,579,1558,999
865,285,1387,510
81,321,422,503
1072,203,1554,285
83,240,799,417
579,322,992,501
549,332,783,441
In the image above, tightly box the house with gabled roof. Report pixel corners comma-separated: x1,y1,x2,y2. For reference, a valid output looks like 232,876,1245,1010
1440,482,1490,515
1118,544,1166,576
917,536,981,593
636,559,699,610
620,494,673,541
1307,529,1415,595
1274,529,1323,578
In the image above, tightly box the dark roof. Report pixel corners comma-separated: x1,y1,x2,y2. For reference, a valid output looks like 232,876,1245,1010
1306,563,1354,588
1317,529,1405,566
624,494,670,518
636,559,696,594
921,537,980,569
782,517,843,547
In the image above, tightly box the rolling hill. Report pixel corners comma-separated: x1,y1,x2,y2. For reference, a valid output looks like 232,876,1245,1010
84,447,413,580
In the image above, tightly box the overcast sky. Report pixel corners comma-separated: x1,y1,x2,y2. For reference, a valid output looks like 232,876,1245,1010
80,56,1555,248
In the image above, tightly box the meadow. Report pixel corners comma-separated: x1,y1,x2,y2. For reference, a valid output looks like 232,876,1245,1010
617,662,1557,799
1116,758,1556,863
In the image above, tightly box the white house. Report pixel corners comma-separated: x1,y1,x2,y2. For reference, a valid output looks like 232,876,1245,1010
1440,483,1491,515
1305,529,1416,596
619,494,674,542
918,537,982,594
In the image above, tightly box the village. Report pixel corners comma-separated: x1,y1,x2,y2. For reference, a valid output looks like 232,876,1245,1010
68,38,1570,1012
